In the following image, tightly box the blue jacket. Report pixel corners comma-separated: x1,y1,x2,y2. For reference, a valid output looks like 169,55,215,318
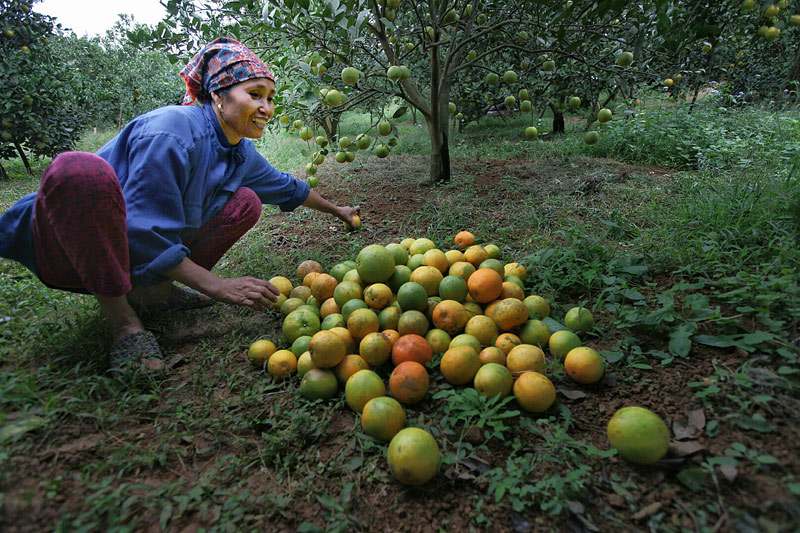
0,103,310,286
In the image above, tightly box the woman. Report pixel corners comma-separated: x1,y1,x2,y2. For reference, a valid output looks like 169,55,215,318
0,37,358,374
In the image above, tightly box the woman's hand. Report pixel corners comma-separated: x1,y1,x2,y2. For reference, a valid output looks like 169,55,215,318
337,205,361,229
210,276,280,311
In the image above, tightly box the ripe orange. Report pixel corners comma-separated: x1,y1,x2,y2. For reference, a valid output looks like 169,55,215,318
311,273,338,302
328,326,356,354
247,339,276,366
297,351,314,377
289,285,312,302
361,396,406,441
423,249,450,274
387,427,441,485
364,283,393,310
473,363,513,398
500,282,525,301
607,406,670,464
344,369,386,413
479,346,506,365
465,315,498,346
449,333,481,353
432,300,469,335
268,349,297,379
548,330,582,359
320,297,340,318
506,344,546,375
440,346,481,385
492,298,529,331
269,276,293,297
564,347,604,384
296,259,323,280
449,261,476,280
454,230,476,248
495,332,522,354
303,271,321,288
389,361,430,404
410,266,444,296
335,354,369,384
397,310,430,336
309,330,347,368
464,245,488,266
382,329,400,346
467,268,503,304
347,308,380,339
391,334,433,366
513,371,556,413
503,262,527,280
444,249,465,265
359,331,393,366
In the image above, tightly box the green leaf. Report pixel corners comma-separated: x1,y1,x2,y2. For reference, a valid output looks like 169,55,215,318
668,323,695,357
0,415,47,443
393,106,408,119
693,334,737,348
677,467,707,492
622,288,645,301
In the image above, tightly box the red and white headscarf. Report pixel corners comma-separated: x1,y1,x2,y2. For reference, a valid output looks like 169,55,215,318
179,37,275,105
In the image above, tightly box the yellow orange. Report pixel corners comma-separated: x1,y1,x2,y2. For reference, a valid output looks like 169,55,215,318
347,308,380,339
492,298,529,331
423,249,450,274
506,344,545,375
247,339,276,366
382,329,400,346
513,371,556,413
440,346,481,385
454,230,476,248
328,326,356,354
335,354,369,384
269,276,293,297
431,300,469,335
309,330,347,368
500,282,525,300
564,347,605,384
410,266,444,296
359,331,393,366
444,249,465,265
449,261,476,280
303,271,321,288
479,346,506,365
364,283,393,310
467,268,503,303
503,262,527,280
495,332,522,354
311,273,338,302
320,297,340,317
267,349,297,379
464,245,488,266
464,315,498,346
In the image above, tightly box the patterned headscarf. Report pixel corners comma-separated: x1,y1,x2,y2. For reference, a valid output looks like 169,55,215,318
180,37,275,105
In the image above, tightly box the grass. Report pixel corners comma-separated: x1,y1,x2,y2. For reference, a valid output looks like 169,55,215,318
1,96,799,530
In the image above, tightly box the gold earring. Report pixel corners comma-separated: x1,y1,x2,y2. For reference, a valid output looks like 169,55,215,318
217,103,222,111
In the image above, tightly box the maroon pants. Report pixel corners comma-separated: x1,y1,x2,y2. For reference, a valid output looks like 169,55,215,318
33,151,261,298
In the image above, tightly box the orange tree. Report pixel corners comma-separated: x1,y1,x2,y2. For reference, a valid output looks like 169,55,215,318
146,0,768,183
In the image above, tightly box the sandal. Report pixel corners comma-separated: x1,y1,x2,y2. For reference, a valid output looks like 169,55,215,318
109,330,165,375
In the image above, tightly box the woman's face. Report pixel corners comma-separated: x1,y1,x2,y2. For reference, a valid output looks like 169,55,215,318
212,78,276,145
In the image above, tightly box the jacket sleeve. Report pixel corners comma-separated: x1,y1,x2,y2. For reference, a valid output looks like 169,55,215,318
240,145,310,212
123,133,193,285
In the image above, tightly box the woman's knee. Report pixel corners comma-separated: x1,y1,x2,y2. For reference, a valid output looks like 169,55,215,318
41,152,119,196
229,187,262,228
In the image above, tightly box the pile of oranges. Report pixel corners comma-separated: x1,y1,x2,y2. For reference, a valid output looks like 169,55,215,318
247,231,628,484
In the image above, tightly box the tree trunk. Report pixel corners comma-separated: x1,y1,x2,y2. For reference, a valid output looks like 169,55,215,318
318,112,340,142
427,31,451,184
14,142,31,175
550,105,565,135
427,118,451,184
0,161,7,180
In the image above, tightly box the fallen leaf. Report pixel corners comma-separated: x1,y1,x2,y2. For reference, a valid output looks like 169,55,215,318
558,387,588,400
47,434,103,456
672,420,697,440
688,408,706,430
632,501,663,520
607,494,626,508
719,463,738,482
670,440,705,457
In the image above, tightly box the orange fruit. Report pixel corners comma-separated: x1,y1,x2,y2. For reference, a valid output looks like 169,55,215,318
473,363,513,398
426,297,441,323
484,243,501,259
297,351,315,377
408,254,425,270
410,266,444,296
378,306,401,330
513,371,556,413
564,347,604,384
438,275,468,302
467,268,503,303
495,332,521,354
409,238,436,256
449,333,481,353
423,249,449,274
464,315,498,346
444,249,465,265
492,298,529,331
329,326,356,354
267,349,297,379
396,281,428,312
269,276,293,297
359,331,393,366
548,330,582,359
389,361,430,404
431,300,469,335
500,282,525,300
564,306,595,333
397,310,430,336
449,261,476,280
479,258,504,276
333,280,362,308
347,308,380,339
345,369,386,413
400,237,415,250
385,243,410,266
361,396,406,441
391,334,433,366
296,259,323,280
321,313,345,330
303,271,321,288
320,297,340,318
335,354,369,384
299,368,338,399
382,329,400,346
289,285,312,302
426,328,452,353
464,245,488,266
519,319,550,347
364,283,393,309
343,269,361,284
440,346,481,385
454,230,476,248
247,339,276,366
503,262,527,280
523,295,550,319
309,330,347,368
311,273,338,302
607,407,670,465
282,308,321,343
356,244,396,283
280,297,305,315
463,302,483,319
506,344,546,375
479,346,506,365
387,428,441,485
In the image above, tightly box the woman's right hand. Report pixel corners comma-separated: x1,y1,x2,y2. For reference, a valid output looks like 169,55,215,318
211,276,280,311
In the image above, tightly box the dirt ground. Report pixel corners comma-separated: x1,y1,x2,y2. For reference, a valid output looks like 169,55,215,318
2,155,798,531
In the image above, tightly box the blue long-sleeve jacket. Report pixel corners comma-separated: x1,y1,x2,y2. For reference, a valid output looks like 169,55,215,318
0,103,310,286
